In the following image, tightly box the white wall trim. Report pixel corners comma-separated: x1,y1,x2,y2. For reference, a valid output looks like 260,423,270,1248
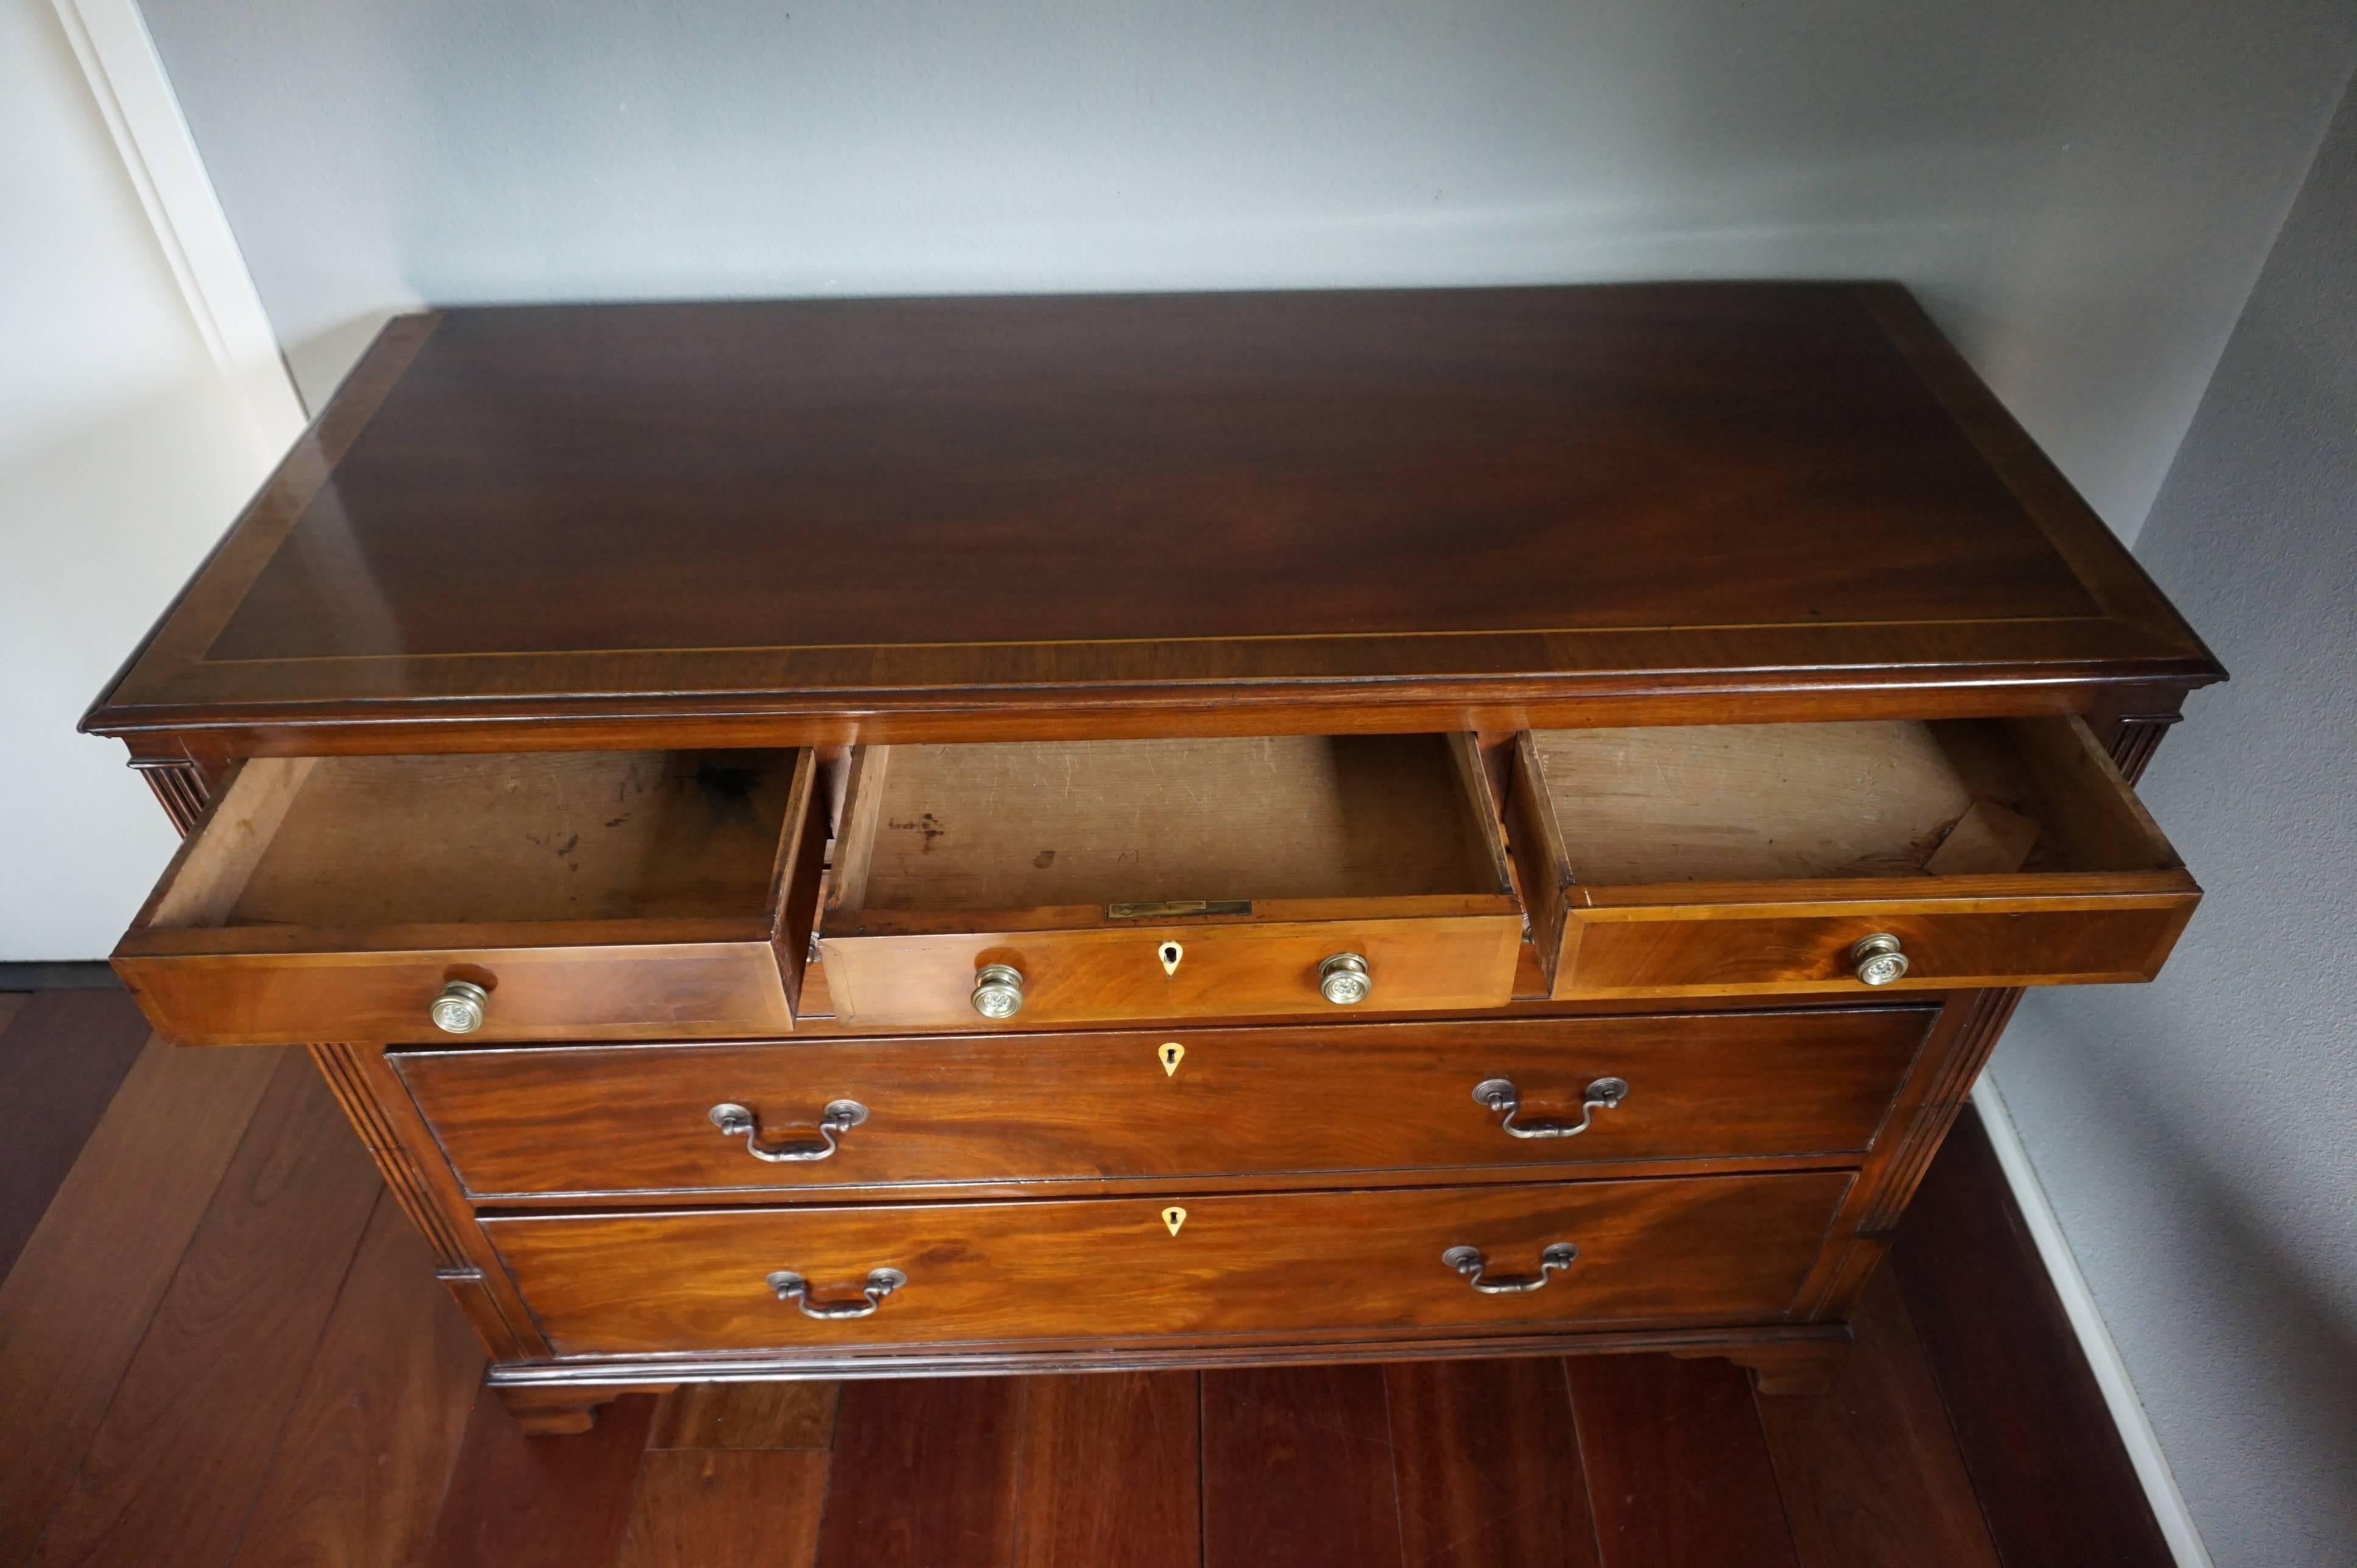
1969,1073,2214,1568
50,0,306,446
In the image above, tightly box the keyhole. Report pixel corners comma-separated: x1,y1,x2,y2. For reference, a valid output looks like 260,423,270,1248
1158,940,1183,976
1161,1206,1188,1236
1158,1041,1185,1076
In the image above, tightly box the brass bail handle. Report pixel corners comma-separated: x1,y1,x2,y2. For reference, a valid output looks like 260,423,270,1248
1443,1242,1579,1295
709,1099,869,1162
1474,1076,1630,1139
766,1267,906,1320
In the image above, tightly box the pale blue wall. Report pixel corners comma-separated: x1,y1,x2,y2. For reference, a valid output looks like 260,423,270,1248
142,0,2357,541
1991,80,2357,1566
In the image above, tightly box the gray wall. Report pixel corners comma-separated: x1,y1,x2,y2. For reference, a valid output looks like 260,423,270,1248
1989,83,2357,1567
143,0,2357,541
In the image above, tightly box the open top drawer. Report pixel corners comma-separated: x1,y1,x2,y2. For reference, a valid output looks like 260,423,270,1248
818,733,1524,1027
1506,716,2199,999
113,748,827,1046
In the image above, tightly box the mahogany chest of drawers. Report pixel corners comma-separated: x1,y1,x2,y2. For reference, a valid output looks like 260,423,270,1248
84,283,2219,1433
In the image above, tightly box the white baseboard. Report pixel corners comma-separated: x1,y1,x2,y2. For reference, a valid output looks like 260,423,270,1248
51,0,306,444
1969,1073,2213,1568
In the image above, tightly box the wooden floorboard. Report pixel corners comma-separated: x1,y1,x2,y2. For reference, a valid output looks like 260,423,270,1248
0,1038,283,1566
616,1449,830,1568
1756,1269,2001,1568
225,1194,485,1568
0,990,2175,1568
1566,1353,1801,1568
1011,1373,1199,1568
30,1051,386,1568
648,1379,839,1450
0,990,155,1281
421,1391,657,1568
813,1376,1024,1568
1893,1107,2176,1568
1387,1357,1602,1568
1202,1363,1406,1568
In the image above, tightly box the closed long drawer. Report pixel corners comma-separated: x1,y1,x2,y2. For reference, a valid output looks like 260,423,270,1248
398,1008,1930,1199
484,1171,1852,1356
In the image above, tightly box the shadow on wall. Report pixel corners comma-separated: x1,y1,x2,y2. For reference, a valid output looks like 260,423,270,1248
1989,275,2357,1563
0,373,273,958
138,0,2357,531
1999,991,2357,1558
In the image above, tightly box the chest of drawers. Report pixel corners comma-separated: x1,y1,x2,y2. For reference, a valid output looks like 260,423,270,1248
83,283,2219,1433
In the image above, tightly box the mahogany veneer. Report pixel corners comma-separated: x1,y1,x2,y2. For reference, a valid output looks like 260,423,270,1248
84,283,2219,1432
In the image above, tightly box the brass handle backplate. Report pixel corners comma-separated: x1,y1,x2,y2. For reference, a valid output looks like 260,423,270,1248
1443,1242,1578,1295
1474,1076,1628,1139
767,1267,906,1320
429,980,489,1035
709,1099,868,1163
1850,933,1909,986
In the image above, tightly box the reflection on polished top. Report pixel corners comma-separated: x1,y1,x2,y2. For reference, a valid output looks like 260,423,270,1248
83,284,2219,744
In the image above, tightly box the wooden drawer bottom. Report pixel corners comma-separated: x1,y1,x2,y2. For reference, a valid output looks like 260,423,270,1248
485,1172,1851,1357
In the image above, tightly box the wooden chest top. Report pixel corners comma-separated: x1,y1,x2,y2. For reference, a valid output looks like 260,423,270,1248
83,283,2218,751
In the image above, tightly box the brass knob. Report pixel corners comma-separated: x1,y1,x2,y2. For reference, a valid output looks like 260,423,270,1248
429,979,489,1034
1850,933,1909,986
970,963,1025,1019
1318,952,1373,1006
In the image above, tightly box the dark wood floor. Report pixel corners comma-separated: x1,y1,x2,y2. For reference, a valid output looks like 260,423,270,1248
0,989,2175,1568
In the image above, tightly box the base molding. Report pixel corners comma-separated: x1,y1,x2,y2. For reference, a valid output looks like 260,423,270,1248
481,1321,1853,1401
493,1380,676,1437
1675,1334,1854,1396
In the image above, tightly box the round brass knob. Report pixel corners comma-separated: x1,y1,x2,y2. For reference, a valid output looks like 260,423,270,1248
1850,933,1909,987
1318,952,1373,1006
429,979,489,1034
970,963,1025,1019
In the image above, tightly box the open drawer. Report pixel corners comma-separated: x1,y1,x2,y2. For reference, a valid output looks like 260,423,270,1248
816,734,1525,1027
1506,716,2199,999
113,749,827,1046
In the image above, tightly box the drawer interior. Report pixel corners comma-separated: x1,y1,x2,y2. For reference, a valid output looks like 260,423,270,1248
146,749,805,931
1518,718,2177,888
828,733,1512,917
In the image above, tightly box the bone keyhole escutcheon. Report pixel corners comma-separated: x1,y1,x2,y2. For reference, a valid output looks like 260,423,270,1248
1162,1206,1188,1236
1158,1041,1185,1076
1158,940,1183,976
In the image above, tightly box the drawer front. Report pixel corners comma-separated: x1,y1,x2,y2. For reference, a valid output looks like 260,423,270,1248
818,914,1523,1030
1511,718,2201,1000
112,749,827,1046
400,1009,1928,1198
486,1172,1852,1356
1552,897,2198,1000
122,942,799,1048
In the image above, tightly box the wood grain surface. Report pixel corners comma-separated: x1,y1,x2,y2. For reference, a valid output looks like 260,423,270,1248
1566,1353,1801,1568
1387,1357,1603,1568
83,286,2219,752
398,1009,1930,1199
1755,1269,2000,1568
813,1377,1023,1568
1893,1108,2177,1568
1010,1373,1199,1568
0,990,154,1278
0,1038,282,1564
225,1195,484,1568
31,1053,383,1568
1202,1364,1404,1568
485,1174,1849,1356
0,982,2177,1568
